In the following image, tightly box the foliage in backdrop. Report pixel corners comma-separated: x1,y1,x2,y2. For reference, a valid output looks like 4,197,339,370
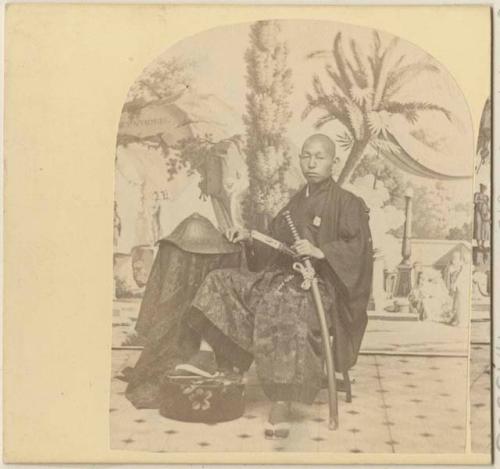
241,20,294,231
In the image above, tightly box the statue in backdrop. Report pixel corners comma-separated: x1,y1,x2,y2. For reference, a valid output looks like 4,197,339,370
473,183,490,252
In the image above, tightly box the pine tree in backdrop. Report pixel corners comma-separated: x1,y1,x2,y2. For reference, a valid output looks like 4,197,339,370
242,21,293,231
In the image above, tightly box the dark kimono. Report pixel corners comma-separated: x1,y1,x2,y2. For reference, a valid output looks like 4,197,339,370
187,177,373,404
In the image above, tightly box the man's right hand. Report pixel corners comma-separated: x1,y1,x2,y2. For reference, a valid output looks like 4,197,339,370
225,226,251,243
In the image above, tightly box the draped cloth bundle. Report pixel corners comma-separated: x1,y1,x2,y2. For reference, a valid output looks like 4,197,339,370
123,213,241,409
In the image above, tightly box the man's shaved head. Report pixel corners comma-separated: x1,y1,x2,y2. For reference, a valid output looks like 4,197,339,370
299,134,338,184
301,134,336,158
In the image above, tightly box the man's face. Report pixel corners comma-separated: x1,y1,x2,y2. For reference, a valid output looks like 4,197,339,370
299,140,334,184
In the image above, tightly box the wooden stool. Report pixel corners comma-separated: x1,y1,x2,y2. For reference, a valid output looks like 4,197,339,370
321,369,352,403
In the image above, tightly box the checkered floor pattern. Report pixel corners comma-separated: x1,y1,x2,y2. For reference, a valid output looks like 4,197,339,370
110,350,475,453
110,298,491,455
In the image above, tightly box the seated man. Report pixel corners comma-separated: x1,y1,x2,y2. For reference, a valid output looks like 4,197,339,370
176,134,373,437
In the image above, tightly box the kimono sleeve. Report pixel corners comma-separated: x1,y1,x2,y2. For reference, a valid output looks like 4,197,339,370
319,196,372,300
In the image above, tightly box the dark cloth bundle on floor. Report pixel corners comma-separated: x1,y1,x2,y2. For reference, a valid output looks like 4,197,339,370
122,213,241,409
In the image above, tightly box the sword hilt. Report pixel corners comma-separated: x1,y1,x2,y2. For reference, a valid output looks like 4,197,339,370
283,210,315,290
283,209,310,262
283,210,300,243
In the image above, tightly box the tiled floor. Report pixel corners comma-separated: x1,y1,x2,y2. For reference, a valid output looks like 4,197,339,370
110,350,469,453
110,298,491,455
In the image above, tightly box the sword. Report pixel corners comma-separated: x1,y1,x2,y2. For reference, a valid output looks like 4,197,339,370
283,210,338,430
249,230,296,257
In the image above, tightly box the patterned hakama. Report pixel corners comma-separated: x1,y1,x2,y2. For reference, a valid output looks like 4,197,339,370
188,267,333,404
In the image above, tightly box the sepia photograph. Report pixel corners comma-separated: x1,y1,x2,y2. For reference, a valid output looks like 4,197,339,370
2,3,492,464
110,18,491,455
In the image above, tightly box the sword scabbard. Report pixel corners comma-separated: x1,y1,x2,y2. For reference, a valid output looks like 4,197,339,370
282,210,339,429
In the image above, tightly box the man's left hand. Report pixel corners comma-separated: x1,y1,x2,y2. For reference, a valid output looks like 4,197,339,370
292,239,325,259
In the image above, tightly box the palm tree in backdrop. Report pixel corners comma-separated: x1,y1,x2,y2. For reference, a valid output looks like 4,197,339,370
303,31,452,186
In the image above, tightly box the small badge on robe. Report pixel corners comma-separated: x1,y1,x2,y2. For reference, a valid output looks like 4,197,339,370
313,216,322,227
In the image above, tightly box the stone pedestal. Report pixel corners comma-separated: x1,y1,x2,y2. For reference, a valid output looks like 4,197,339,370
393,263,413,298
394,187,413,298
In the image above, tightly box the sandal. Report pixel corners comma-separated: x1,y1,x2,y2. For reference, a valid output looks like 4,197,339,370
264,402,291,439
